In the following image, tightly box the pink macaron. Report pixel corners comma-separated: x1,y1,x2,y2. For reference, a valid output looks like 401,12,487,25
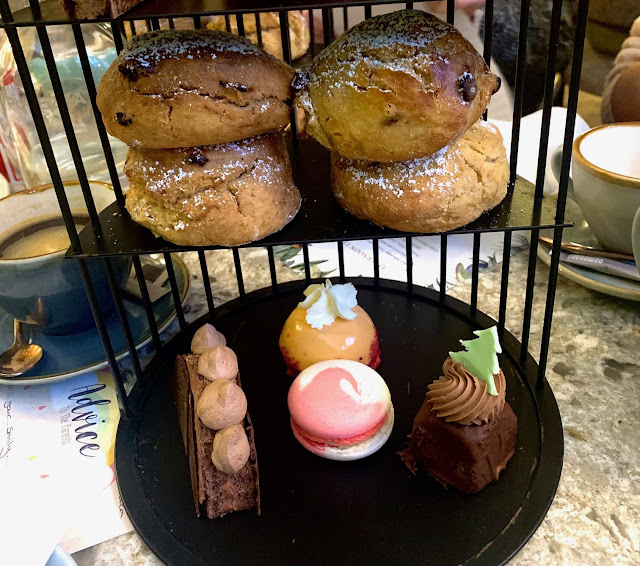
287,359,394,461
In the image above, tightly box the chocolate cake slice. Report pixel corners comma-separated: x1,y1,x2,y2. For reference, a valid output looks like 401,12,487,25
173,354,260,518
402,328,517,494
403,397,517,494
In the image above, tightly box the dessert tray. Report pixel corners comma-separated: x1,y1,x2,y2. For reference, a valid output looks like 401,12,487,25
116,278,563,566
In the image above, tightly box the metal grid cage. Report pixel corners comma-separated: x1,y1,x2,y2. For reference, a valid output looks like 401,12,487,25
0,0,586,420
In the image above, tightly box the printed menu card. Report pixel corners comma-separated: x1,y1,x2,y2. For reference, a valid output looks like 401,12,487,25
0,370,133,565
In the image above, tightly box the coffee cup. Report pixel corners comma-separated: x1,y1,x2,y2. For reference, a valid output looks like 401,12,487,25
548,123,640,262
0,181,131,335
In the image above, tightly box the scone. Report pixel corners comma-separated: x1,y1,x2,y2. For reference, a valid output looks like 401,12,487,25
331,121,508,233
207,12,310,60
295,9,500,162
97,30,295,149
125,133,301,246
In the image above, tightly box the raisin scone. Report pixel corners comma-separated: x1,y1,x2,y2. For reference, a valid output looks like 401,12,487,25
97,30,295,148
295,10,500,162
331,121,508,233
125,133,301,246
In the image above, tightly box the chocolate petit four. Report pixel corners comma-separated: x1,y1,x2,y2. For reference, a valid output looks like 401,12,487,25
173,323,260,518
402,327,517,494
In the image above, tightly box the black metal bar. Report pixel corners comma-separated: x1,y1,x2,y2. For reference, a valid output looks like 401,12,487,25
164,253,186,329
406,2,414,9
236,12,245,36
482,0,494,120
498,231,512,333
470,233,481,316
364,5,371,19
373,239,380,282
483,0,494,65
538,0,590,388
150,17,161,31
128,20,136,37
34,17,103,235
508,0,532,186
533,0,564,202
342,6,348,31
104,258,142,380
112,21,124,53
117,21,127,42
521,0,563,359
193,15,202,29
446,0,455,25
303,244,311,284
77,259,130,416
440,235,447,301
168,17,175,30
406,237,413,291
232,248,246,297
337,241,345,282
198,250,215,314
132,256,162,352
144,19,152,32
279,9,298,141
255,13,263,47
267,247,279,292
520,228,539,360
308,9,315,57
0,10,80,253
224,14,232,32
322,8,333,45
72,23,125,206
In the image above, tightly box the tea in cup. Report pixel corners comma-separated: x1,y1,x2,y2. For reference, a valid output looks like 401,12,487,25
0,182,131,335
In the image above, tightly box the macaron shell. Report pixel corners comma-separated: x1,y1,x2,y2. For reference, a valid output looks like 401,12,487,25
291,405,395,461
288,360,391,439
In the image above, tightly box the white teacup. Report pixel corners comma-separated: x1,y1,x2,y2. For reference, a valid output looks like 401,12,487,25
548,123,640,262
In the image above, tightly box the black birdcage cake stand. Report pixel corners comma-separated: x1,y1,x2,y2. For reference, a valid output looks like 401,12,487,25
0,0,591,563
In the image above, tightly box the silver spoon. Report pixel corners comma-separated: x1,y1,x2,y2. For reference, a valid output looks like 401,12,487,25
0,319,43,377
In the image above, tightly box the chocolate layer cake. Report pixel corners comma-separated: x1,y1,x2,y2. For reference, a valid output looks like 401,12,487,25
402,336,517,494
173,354,260,518
403,397,517,494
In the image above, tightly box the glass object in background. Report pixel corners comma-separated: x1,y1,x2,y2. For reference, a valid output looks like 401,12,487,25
0,21,128,189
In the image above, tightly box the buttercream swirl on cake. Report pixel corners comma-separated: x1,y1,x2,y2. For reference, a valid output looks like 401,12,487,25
426,357,506,425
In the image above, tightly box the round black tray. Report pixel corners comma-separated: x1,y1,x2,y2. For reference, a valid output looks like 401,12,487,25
116,278,563,566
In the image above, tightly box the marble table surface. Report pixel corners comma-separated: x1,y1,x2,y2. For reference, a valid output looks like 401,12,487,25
72,247,640,566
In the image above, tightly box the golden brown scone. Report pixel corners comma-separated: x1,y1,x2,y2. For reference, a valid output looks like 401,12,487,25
125,133,301,246
97,30,295,149
331,121,508,233
296,10,500,162
207,12,310,61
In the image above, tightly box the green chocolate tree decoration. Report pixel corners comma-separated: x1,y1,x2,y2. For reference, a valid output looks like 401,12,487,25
449,326,502,396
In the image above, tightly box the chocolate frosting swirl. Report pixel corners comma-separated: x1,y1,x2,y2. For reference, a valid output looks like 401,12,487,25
426,357,506,425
